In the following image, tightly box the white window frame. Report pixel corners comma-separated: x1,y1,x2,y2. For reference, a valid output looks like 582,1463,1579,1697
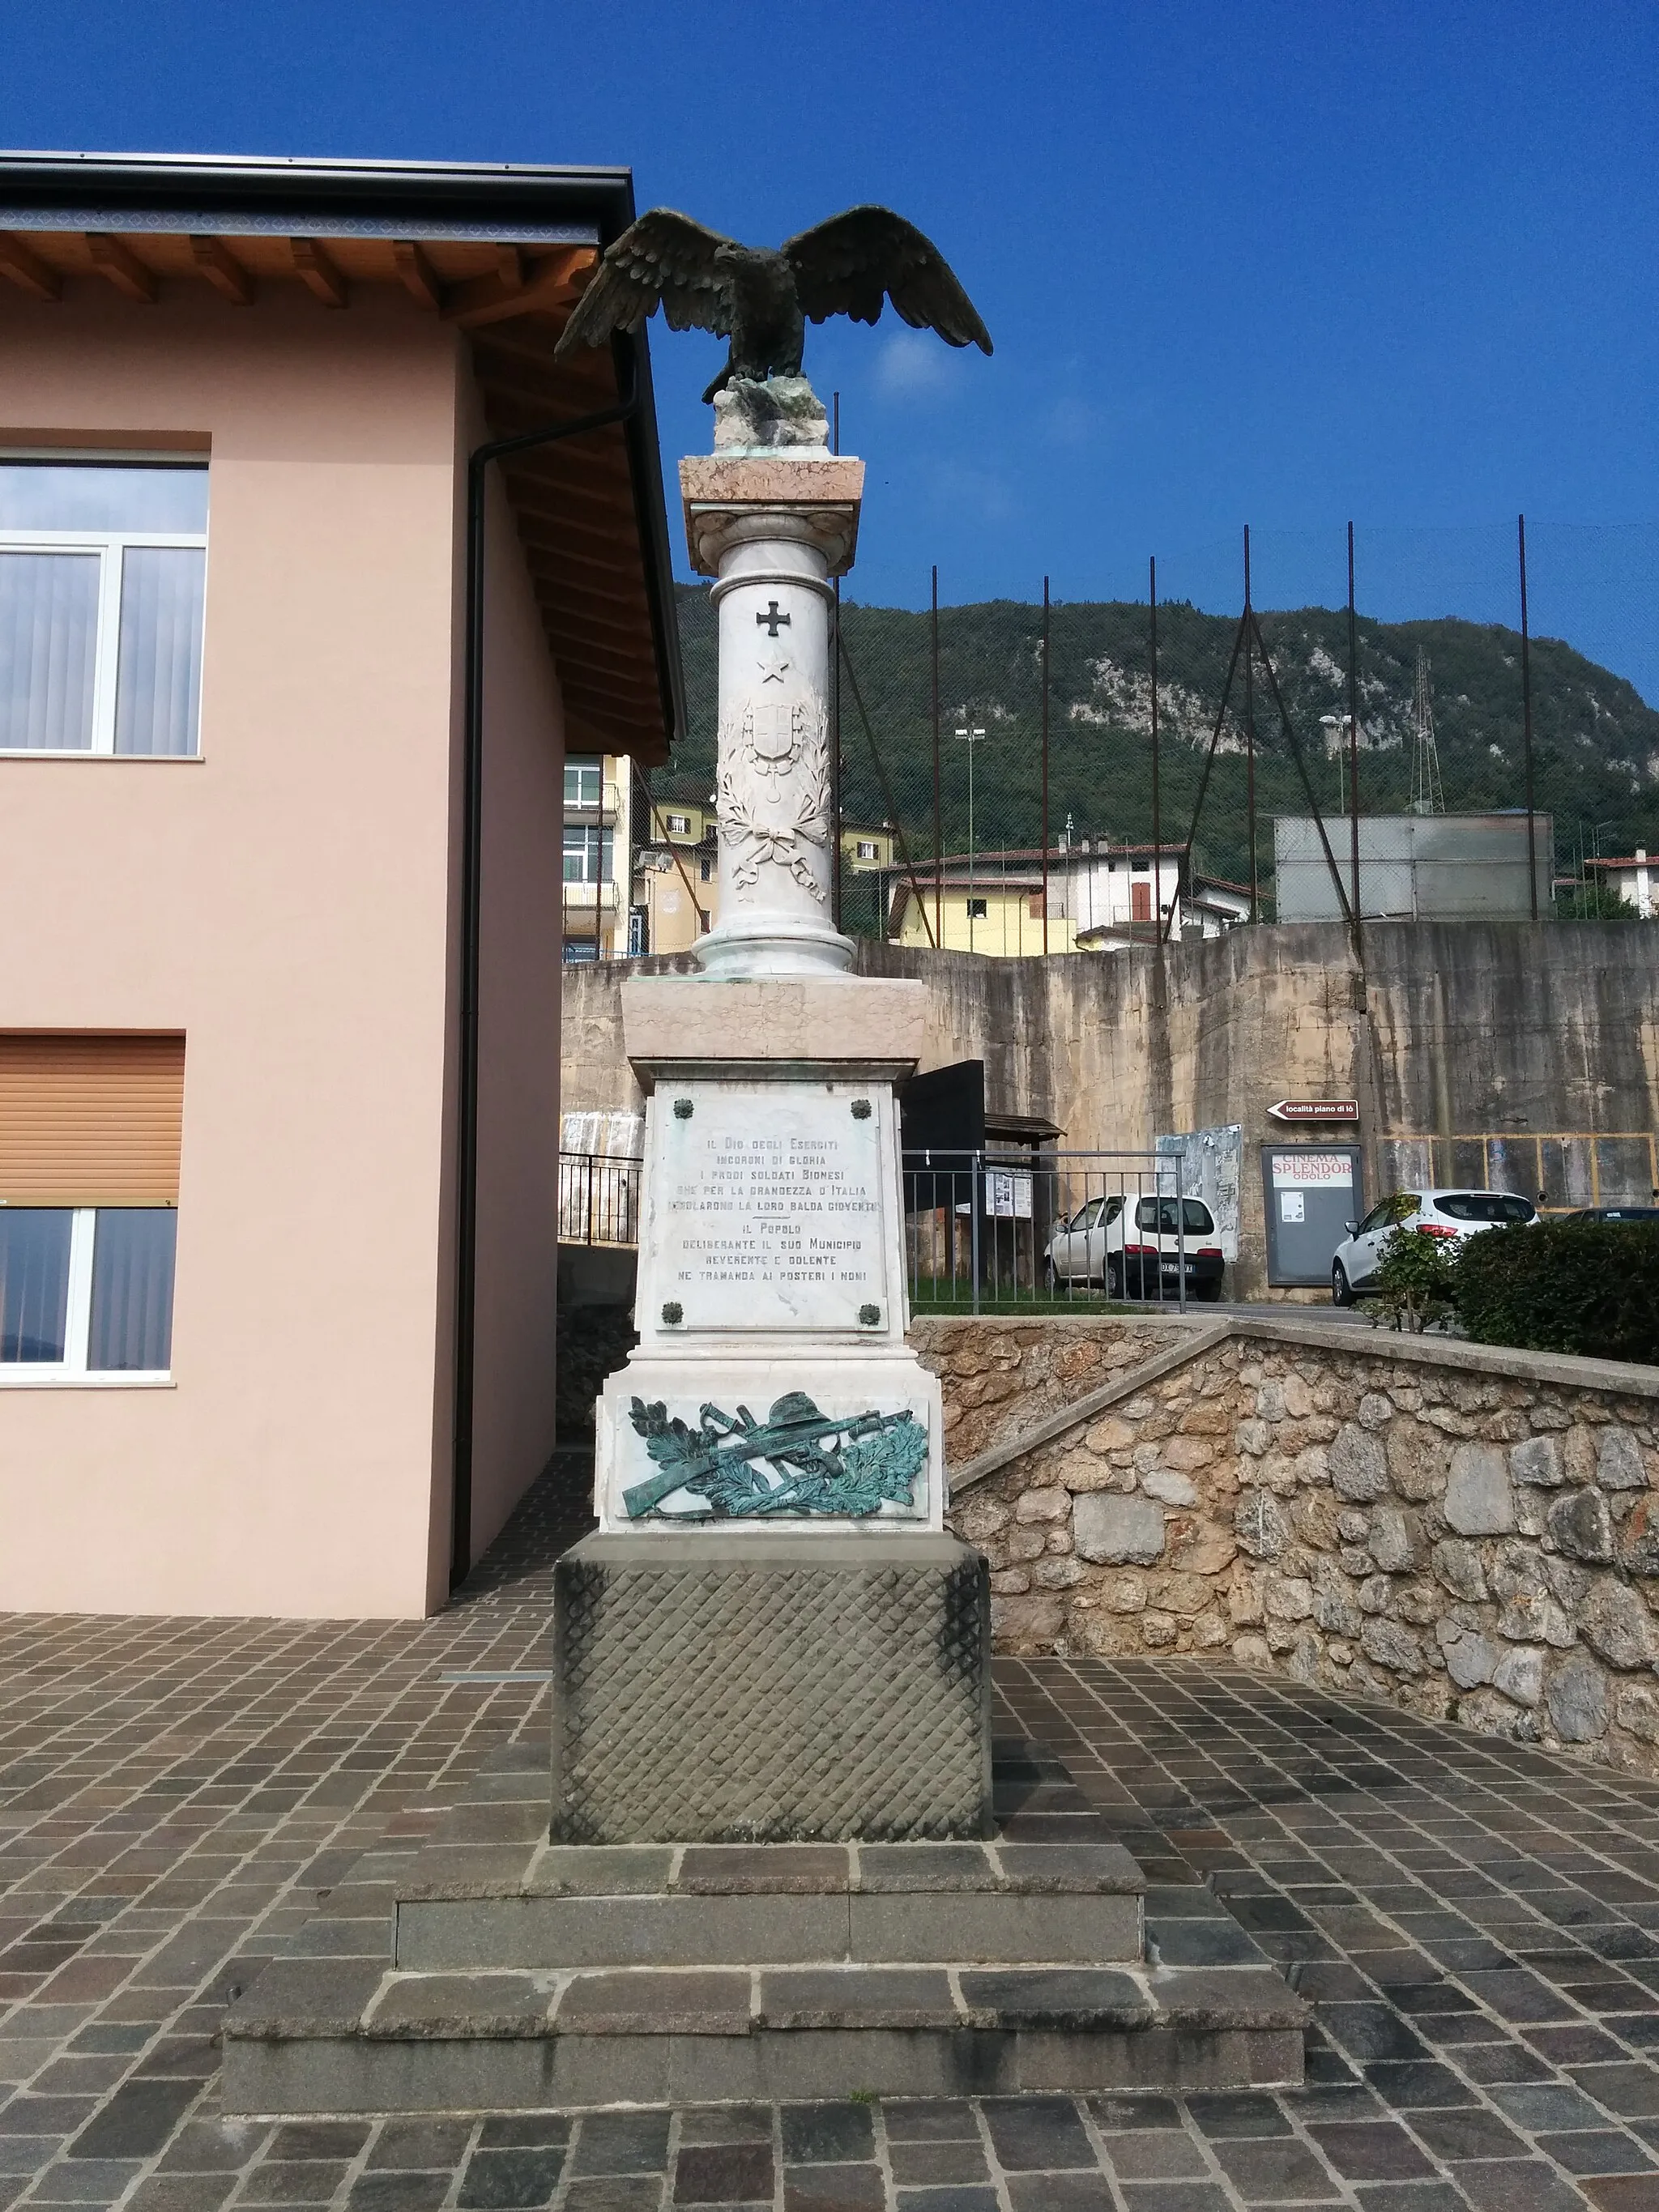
563,824,613,885
663,811,692,837
0,513,209,760
565,759,603,807
856,839,879,861
0,1207,173,1387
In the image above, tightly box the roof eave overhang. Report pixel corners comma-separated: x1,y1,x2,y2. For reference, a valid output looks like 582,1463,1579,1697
0,150,684,765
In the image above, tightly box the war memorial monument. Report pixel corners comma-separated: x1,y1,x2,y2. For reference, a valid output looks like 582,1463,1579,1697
224,208,1305,2111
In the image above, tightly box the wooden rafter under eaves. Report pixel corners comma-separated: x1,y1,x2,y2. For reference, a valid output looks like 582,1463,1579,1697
0,221,677,765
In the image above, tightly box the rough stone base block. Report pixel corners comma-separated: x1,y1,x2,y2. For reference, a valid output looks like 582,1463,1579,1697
551,1535,991,1843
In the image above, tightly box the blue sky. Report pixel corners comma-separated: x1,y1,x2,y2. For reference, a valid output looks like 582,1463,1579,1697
5,1,1656,693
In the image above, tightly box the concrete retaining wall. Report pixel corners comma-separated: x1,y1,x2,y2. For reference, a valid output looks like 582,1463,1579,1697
563,922,1659,1298
915,1315,1659,1780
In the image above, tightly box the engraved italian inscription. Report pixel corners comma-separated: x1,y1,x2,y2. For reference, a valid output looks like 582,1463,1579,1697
656,1086,887,1331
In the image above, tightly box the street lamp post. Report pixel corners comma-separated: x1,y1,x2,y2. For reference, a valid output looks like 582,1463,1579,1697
954,721,987,950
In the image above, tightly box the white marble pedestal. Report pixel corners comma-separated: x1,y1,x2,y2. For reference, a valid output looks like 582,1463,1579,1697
595,974,945,1535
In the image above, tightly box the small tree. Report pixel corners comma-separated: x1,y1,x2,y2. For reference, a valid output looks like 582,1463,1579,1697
1371,1222,1458,1333
1555,880,1642,922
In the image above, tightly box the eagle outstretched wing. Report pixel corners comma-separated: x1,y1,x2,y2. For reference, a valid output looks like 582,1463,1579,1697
783,207,992,352
554,209,736,357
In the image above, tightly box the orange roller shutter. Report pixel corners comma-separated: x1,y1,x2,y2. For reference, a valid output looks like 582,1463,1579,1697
0,1034,184,1205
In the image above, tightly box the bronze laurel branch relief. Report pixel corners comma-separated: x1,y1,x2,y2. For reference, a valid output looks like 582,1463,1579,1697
625,1392,928,1520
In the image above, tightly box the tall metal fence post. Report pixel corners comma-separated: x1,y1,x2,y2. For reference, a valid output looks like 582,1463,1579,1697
1243,524,1259,923
970,1152,983,1316
1041,576,1051,956
1149,556,1161,936
1346,522,1362,924
931,566,942,949
1519,513,1539,921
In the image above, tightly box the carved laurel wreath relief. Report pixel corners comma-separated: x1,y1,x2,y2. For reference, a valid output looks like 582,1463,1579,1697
716,691,830,901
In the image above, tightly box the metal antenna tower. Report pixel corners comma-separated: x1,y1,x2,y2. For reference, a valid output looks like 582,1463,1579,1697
1410,647,1444,816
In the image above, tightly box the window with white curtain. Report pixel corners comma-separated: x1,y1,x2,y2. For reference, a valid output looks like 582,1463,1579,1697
0,462,208,757
0,1208,176,1375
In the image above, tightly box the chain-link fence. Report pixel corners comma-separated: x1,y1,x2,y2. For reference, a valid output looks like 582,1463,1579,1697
639,518,1659,956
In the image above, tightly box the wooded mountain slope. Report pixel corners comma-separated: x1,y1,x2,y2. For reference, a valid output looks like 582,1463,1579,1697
655,586,1659,895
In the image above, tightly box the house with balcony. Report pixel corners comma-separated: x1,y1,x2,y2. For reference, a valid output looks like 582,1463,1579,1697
562,752,636,961
0,151,681,1617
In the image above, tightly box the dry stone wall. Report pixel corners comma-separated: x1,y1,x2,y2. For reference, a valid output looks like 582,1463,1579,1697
908,1316,1172,1465
924,1315,1659,1779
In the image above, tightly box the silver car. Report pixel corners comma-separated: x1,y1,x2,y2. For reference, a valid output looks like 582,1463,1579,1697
1331,1187,1537,1304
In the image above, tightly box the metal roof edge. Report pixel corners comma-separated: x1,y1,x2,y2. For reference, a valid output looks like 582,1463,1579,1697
0,150,638,245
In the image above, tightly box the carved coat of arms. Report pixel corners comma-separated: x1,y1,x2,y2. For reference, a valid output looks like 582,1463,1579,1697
716,689,831,901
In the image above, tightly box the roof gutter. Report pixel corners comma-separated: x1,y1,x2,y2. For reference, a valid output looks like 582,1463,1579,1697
450,342,647,1590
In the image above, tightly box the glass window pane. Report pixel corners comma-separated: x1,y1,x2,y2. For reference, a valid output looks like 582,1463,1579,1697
0,462,208,533
0,551,99,748
115,546,205,756
88,1208,176,1371
0,1209,73,1362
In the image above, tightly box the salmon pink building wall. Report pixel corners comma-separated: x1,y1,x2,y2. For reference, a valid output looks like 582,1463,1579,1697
0,284,567,1617
448,396,567,1597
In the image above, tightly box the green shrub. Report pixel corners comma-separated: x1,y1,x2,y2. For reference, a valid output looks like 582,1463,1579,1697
1452,1221,1659,1366
1372,1224,1459,1332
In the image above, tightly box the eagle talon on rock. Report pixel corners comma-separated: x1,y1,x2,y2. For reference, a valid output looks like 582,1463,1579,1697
553,204,992,402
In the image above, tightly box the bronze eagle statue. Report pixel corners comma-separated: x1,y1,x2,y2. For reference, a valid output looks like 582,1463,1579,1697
554,205,992,403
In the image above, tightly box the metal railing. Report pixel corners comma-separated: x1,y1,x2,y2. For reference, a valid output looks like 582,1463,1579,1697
558,1152,643,1247
902,1149,1224,1312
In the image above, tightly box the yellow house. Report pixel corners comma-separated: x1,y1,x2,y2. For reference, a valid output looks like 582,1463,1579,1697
629,794,896,957
889,846,1241,955
562,752,636,961
890,869,1076,957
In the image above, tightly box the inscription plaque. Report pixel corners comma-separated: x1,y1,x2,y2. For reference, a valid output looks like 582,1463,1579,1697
653,1082,889,1331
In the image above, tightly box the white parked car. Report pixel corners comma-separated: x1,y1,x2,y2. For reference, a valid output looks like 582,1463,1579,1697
1331,1188,1537,1304
1047,1193,1226,1301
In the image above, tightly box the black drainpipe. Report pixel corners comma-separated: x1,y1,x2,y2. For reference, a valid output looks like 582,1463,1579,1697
450,349,642,1589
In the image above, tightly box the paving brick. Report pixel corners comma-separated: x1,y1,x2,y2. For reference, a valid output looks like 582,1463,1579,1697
19,1458,1659,2207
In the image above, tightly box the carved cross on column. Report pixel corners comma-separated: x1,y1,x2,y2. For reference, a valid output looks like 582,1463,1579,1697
756,600,791,637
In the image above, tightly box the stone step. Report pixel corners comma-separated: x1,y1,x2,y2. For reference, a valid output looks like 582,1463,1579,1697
224,1958,1307,2112
388,1736,1147,1971
394,1838,1145,1971
221,1735,1306,2113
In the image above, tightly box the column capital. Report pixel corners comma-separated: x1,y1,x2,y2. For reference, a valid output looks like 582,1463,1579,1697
679,454,865,579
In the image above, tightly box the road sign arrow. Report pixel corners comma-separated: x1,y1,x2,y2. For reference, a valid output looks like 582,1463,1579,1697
1266,1099,1359,1123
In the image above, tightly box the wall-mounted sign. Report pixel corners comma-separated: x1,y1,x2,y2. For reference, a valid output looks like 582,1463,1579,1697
1269,1151,1354,1187
1266,1098,1359,1125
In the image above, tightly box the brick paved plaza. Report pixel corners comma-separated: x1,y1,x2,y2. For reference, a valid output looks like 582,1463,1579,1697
6,1453,1659,2209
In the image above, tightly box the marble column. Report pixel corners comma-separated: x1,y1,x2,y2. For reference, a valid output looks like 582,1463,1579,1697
681,432,861,978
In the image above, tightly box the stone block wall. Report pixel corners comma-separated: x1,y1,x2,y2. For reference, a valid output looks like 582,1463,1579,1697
908,1316,1173,1465
930,1315,1659,1779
